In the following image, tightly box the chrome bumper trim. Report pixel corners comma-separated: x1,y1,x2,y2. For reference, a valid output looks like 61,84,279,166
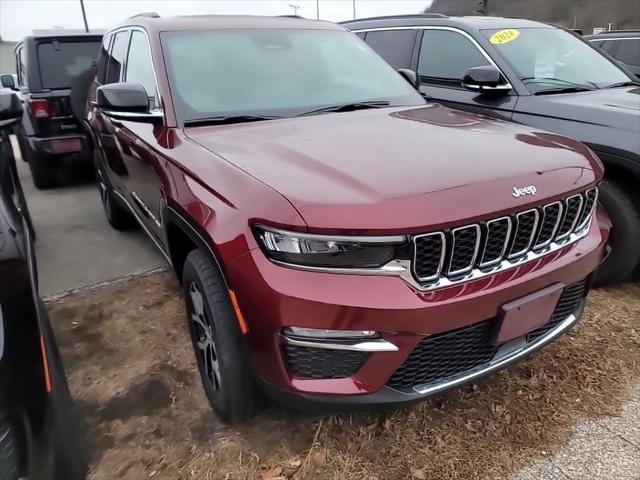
281,335,399,352
410,311,579,395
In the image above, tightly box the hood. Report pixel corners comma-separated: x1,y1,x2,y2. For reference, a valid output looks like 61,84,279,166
185,104,601,232
533,86,640,131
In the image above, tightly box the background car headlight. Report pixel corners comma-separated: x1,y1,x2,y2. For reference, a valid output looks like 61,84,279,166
254,225,408,268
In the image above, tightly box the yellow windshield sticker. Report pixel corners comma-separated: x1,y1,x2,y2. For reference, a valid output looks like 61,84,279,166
490,29,520,45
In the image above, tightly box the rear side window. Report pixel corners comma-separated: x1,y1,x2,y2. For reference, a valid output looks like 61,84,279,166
106,31,130,84
418,30,491,83
615,39,640,67
36,40,100,89
125,31,158,109
16,47,26,86
364,29,416,69
96,34,112,84
594,39,620,55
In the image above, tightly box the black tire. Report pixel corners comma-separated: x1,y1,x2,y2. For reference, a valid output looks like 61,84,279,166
25,147,58,190
593,180,640,287
93,150,133,230
182,249,264,422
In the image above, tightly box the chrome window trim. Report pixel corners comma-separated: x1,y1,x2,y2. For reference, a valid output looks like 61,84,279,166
351,25,513,89
281,335,398,352
106,25,164,116
410,311,579,394
448,224,481,276
533,201,563,250
556,194,584,242
508,209,540,259
590,37,640,41
575,188,598,232
479,216,512,268
412,231,446,282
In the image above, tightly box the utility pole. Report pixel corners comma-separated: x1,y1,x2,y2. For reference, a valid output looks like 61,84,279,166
289,3,300,16
316,0,320,20
79,0,89,32
353,0,356,19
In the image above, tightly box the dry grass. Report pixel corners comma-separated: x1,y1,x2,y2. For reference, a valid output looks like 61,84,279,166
48,273,640,480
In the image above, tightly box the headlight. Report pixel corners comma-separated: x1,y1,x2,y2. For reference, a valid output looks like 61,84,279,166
254,225,408,269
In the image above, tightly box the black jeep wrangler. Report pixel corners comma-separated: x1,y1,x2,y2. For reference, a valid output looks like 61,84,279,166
2,33,101,189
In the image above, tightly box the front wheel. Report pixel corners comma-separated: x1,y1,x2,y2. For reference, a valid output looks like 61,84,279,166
182,249,264,422
593,180,640,287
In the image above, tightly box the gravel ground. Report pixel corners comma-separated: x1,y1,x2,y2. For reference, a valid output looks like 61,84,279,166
47,273,640,480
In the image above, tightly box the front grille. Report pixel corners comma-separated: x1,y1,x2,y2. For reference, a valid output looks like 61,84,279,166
388,279,589,392
283,344,370,378
412,188,597,287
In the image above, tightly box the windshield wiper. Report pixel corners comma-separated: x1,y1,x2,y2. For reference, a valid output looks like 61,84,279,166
298,101,390,117
604,80,640,89
522,77,598,94
184,115,281,127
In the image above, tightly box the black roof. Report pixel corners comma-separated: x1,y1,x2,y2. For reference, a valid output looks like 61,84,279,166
341,14,552,32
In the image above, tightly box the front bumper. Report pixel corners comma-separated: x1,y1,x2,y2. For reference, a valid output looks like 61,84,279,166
226,216,608,405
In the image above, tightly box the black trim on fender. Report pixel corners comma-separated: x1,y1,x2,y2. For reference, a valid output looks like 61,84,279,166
162,205,230,287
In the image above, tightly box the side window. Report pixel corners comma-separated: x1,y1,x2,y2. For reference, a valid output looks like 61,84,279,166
598,40,620,56
105,30,130,84
16,46,26,86
615,39,640,67
96,34,112,84
364,29,417,69
125,31,159,110
418,30,492,86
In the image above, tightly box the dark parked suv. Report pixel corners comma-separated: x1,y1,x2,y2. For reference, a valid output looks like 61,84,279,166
6,33,101,189
0,92,87,479
587,30,640,77
86,14,607,422
342,15,640,286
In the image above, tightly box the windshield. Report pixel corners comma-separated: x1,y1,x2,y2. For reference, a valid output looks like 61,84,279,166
482,28,630,93
37,40,100,89
161,29,424,124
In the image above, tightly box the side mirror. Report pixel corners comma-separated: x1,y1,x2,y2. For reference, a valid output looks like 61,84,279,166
0,92,23,128
0,74,15,89
398,68,419,90
96,82,161,123
462,65,511,94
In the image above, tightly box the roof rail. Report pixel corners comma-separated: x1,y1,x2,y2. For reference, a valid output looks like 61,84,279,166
128,12,160,19
341,13,448,23
601,28,640,34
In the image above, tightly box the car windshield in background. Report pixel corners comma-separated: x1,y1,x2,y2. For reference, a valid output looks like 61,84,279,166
37,40,100,89
161,29,424,124
482,28,630,94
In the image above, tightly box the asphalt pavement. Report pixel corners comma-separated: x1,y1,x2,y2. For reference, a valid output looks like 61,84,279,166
13,137,165,297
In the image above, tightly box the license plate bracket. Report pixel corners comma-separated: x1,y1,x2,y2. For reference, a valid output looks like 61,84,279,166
494,283,564,344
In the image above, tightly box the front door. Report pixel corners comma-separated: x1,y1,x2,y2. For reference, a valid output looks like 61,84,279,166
416,28,518,121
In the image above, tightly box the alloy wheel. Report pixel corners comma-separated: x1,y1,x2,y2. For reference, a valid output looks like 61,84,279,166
188,282,222,391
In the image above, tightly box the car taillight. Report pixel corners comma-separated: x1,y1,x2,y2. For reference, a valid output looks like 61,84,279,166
29,99,49,119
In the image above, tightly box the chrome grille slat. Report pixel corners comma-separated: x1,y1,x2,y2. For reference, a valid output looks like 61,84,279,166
448,225,481,276
533,201,563,250
479,217,511,268
575,188,598,232
508,209,540,259
556,194,584,242
411,188,597,288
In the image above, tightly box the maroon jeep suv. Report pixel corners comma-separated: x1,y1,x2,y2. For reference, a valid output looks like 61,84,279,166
86,13,608,421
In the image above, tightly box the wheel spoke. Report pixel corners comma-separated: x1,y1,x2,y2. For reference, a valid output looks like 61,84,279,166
189,283,205,317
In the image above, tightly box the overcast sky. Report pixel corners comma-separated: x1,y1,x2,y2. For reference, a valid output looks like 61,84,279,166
0,0,432,41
